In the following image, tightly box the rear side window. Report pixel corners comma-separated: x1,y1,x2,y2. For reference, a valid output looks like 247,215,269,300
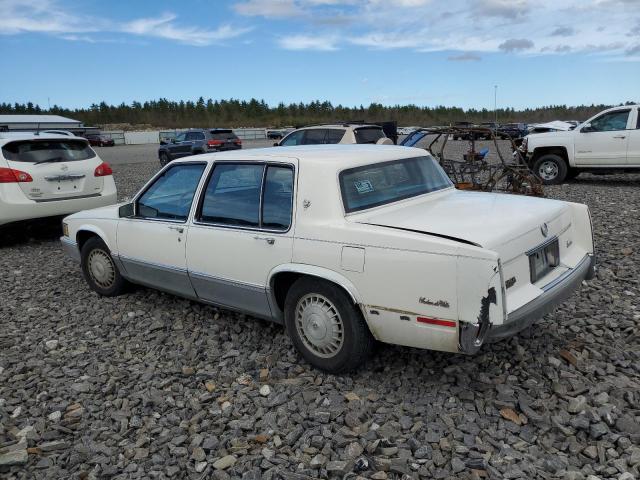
187,132,205,141
303,129,328,145
262,166,293,230
326,129,346,143
2,140,96,163
354,127,385,144
137,163,206,221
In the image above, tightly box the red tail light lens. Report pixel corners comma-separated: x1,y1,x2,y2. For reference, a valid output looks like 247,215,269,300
0,167,33,183
235,139,242,145
94,162,113,177
207,140,224,147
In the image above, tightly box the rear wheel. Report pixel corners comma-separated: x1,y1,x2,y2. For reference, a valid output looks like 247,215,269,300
533,153,568,185
284,278,374,373
81,237,127,296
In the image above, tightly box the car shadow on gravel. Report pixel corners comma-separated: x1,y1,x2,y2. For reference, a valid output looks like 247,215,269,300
0,219,63,248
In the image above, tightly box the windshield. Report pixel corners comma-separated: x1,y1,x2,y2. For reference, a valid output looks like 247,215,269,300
340,156,452,213
2,139,96,163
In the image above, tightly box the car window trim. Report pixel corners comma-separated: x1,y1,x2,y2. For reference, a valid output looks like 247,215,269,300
193,160,295,234
132,161,208,224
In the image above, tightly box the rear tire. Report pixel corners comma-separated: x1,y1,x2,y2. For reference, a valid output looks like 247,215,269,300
81,237,127,297
533,153,568,185
284,277,374,373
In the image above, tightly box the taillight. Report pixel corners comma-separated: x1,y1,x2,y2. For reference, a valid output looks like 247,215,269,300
94,162,113,177
207,140,224,147
0,167,33,183
235,139,242,145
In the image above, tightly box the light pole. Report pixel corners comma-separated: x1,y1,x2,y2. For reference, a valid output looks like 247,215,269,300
494,85,498,124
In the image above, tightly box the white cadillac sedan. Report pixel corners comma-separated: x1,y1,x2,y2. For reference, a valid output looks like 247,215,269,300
0,133,117,228
61,145,595,373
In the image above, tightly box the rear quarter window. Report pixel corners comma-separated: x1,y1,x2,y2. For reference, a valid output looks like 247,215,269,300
2,140,96,163
354,127,385,144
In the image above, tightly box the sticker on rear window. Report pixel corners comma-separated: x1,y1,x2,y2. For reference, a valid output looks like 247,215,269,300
354,180,374,194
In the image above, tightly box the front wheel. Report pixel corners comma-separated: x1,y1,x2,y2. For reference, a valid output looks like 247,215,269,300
284,278,374,373
81,237,128,296
533,154,568,185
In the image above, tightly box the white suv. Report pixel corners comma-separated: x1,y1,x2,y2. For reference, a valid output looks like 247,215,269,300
276,123,392,146
0,133,117,228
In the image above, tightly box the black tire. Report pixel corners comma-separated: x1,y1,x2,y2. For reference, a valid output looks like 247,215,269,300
81,237,128,297
159,152,170,167
532,153,568,185
284,277,374,373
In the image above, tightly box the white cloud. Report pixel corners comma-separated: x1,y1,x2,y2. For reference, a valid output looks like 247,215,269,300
278,34,339,50
448,52,482,61
122,13,251,46
234,0,303,18
0,0,251,46
498,38,534,53
473,0,530,19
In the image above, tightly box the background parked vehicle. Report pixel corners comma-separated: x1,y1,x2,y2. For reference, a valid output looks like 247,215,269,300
276,123,392,147
85,134,115,147
497,123,528,139
523,105,640,184
0,133,117,228
158,129,242,166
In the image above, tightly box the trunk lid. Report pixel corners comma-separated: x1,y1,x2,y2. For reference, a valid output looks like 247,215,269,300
352,189,570,261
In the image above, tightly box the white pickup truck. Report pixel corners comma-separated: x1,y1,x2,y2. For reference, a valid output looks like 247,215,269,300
523,105,640,184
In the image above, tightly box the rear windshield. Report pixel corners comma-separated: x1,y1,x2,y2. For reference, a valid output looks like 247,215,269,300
210,130,238,140
354,127,385,144
2,140,96,163
340,156,452,213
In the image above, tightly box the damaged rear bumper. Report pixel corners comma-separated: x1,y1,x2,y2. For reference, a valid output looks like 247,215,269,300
487,253,595,342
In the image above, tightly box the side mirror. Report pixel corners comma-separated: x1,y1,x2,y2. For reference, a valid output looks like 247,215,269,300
171,138,178,144
160,140,167,145
273,142,280,147
581,123,593,132
118,202,135,218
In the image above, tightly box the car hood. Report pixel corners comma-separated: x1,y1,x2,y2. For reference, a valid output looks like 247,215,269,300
352,189,568,250
65,203,123,221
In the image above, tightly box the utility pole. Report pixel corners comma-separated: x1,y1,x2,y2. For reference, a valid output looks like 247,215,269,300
494,85,498,124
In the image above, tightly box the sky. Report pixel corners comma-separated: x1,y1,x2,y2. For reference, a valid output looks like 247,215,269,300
0,0,638,111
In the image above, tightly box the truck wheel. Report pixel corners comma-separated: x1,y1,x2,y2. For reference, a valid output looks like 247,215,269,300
533,154,568,185
81,237,128,297
284,277,374,373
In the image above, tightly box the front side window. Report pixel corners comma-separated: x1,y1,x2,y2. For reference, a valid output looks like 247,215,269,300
2,140,96,163
280,130,305,146
198,163,294,230
187,132,205,141
175,132,187,142
340,156,452,213
354,127,385,144
589,110,630,132
137,163,205,221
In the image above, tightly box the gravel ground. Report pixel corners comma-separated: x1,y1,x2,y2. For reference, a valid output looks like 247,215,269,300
1,142,639,480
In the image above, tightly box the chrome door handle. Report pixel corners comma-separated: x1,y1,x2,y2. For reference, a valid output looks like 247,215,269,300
613,136,626,139
254,236,275,245
168,226,184,233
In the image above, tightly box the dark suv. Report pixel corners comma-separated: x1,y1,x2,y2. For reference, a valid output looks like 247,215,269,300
158,129,241,166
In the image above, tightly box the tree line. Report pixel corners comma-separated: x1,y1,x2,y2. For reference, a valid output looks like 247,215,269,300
1,98,635,128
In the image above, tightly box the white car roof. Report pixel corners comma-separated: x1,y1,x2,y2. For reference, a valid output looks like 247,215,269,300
0,132,86,146
196,144,427,170
297,124,382,130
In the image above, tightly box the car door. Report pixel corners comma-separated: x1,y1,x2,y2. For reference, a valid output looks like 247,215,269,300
627,107,640,166
186,161,296,318
117,162,207,298
574,109,631,166
168,132,188,158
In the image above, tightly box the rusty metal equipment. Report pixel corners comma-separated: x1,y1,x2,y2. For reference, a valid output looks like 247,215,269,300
401,126,544,196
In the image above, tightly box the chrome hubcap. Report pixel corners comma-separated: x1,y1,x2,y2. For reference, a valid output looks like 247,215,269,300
88,249,115,289
538,161,558,181
295,294,344,358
